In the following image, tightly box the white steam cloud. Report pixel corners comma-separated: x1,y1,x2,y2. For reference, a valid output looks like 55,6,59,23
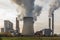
11,0,42,21
33,5,42,21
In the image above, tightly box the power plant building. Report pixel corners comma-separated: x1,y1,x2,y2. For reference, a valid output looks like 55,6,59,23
34,29,52,36
4,20,13,32
1,28,4,32
43,29,52,36
22,17,34,35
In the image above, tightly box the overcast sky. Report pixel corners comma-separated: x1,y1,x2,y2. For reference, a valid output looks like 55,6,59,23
0,0,60,34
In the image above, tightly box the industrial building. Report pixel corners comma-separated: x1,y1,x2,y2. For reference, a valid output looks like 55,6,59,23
1,28,4,32
34,30,43,36
22,17,34,35
35,29,52,36
43,29,52,36
4,20,13,32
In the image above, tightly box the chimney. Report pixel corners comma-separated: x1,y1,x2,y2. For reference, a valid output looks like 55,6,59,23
49,17,51,30
16,17,20,33
52,13,54,35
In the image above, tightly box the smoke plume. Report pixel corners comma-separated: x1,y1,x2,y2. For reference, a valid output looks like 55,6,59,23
12,0,34,17
49,0,60,17
11,0,42,21
33,5,42,21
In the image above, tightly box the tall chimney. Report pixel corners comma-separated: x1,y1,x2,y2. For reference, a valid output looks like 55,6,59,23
16,17,20,33
22,17,34,35
49,17,51,30
52,13,54,35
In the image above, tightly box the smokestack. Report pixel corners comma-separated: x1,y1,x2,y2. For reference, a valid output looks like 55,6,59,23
49,17,51,29
22,17,34,35
52,13,54,35
49,0,60,36
16,17,20,33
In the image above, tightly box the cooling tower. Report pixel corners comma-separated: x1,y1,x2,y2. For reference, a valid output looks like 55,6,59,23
22,17,34,35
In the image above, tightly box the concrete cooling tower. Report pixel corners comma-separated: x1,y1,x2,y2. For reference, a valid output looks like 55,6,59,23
22,17,34,35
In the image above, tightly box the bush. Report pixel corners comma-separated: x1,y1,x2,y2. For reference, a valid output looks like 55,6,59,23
0,32,13,37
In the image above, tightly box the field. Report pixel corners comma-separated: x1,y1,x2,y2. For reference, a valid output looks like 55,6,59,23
0,37,60,40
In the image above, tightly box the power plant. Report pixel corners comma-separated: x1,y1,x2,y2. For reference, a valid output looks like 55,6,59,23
0,0,60,37
22,17,34,35
11,0,60,36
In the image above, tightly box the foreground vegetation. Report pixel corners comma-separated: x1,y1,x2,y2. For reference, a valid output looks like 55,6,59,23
0,37,60,40
0,32,60,40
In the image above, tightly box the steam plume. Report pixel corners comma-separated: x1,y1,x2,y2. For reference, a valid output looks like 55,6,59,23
11,0,42,21
33,5,42,21
12,0,34,17
49,0,60,17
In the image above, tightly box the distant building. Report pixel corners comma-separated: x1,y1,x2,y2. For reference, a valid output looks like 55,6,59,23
35,29,52,36
34,30,43,36
4,20,13,32
43,29,52,36
1,28,4,32
16,17,20,33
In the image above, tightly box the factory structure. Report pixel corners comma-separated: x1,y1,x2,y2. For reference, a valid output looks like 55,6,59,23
0,14,54,36
0,9,55,36
0,0,60,37
0,0,59,36
20,10,55,36
0,13,56,36
4,20,13,33
1,28,4,32
22,17,34,35
34,29,52,36
1,18,20,35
